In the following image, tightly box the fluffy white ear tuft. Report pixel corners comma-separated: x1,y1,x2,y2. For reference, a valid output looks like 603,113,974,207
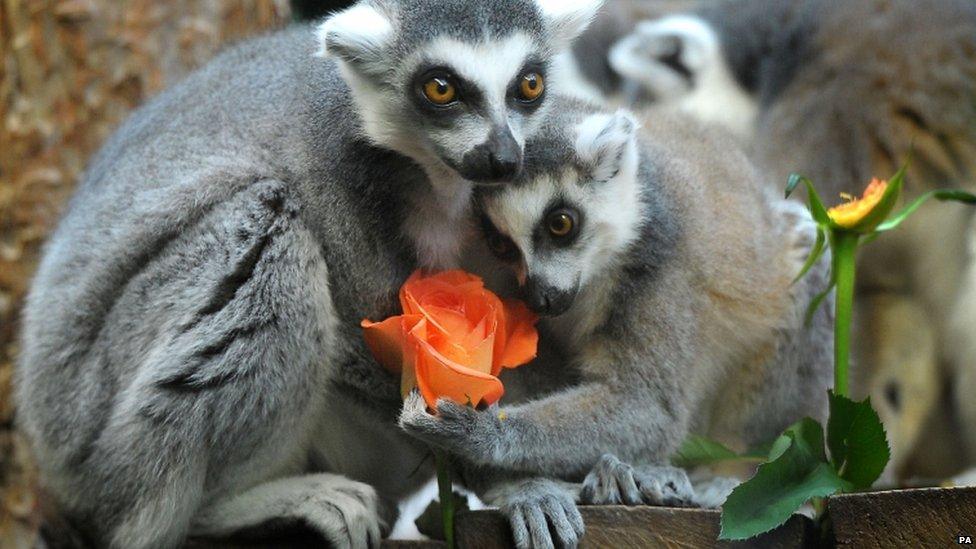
536,0,604,48
609,15,718,99
315,4,393,69
575,109,638,182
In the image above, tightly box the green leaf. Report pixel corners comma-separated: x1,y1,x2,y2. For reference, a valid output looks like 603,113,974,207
763,434,792,462
673,435,739,467
826,391,891,489
786,417,828,462
786,174,831,226
792,227,828,284
804,281,835,327
874,189,976,233
671,435,788,469
785,173,803,198
719,419,852,540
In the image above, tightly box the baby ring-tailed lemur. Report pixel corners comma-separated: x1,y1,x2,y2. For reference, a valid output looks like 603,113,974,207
400,97,834,547
15,1,604,547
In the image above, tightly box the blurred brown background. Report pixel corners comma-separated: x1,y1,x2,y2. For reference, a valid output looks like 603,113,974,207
0,2,296,545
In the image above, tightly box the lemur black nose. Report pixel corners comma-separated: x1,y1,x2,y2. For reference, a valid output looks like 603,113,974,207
459,126,523,183
524,277,578,317
488,134,521,179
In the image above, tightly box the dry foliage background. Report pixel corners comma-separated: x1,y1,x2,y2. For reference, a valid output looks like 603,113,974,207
0,1,293,545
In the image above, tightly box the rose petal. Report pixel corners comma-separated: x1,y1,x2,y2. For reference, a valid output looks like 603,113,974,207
401,317,429,397
495,298,539,373
413,337,505,409
361,315,408,374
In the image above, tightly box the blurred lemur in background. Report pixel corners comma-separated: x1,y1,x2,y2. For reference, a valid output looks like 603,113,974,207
16,0,605,546
579,0,976,484
401,96,834,548
290,0,356,21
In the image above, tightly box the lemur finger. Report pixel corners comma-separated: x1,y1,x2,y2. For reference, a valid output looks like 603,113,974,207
661,468,696,507
336,490,372,549
579,470,598,504
635,466,695,507
541,497,581,548
524,504,556,549
593,455,625,504
433,398,471,420
598,455,643,506
347,511,371,549
508,506,532,549
561,497,586,539
398,391,431,428
616,467,643,506
636,475,666,505
300,491,359,549
339,483,387,548
367,519,381,549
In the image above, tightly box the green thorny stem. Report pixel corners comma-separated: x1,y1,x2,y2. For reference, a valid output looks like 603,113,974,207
434,448,455,548
831,232,859,398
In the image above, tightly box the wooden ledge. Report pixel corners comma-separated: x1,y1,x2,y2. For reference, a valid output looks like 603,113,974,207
453,506,814,549
827,486,976,548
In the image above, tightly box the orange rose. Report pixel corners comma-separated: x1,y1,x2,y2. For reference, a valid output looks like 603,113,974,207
827,178,889,231
361,270,538,409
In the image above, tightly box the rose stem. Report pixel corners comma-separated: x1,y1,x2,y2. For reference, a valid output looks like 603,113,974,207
832,231,858,398
434,448,455,549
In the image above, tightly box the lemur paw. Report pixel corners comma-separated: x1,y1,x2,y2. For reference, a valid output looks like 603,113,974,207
691,476,740,508
304,481,386,549
398,391,500,462
498,479,585,549
580,454,695,507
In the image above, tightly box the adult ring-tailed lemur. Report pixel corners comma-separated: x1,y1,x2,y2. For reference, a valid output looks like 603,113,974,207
15,1,604,547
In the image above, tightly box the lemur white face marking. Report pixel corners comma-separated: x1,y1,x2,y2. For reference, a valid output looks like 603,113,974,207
406,34,538,171
317,0,604,187
609,15,758,138
479,110,642,316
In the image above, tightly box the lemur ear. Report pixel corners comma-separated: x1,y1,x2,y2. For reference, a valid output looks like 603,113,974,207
316,3,393,75
609,15,718,100
575,110,638,183
536,0,604,48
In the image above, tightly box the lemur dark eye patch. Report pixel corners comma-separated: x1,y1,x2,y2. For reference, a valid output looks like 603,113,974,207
479,212,522,263
410,66,485,112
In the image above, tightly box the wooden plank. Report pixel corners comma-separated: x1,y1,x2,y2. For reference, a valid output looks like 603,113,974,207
381,541,446,549
827,486,976,548
186,536,444,548
455,506,815,549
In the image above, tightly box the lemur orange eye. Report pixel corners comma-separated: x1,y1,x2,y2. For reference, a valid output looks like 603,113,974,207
546,209,577,238
423,77,457,105
518,72,545,102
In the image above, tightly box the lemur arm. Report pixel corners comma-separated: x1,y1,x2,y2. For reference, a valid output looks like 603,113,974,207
399,301,701,481
401,377,691,481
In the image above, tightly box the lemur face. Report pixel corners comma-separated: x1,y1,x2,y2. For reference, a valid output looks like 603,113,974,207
478,108,643,315
318,0,604,185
